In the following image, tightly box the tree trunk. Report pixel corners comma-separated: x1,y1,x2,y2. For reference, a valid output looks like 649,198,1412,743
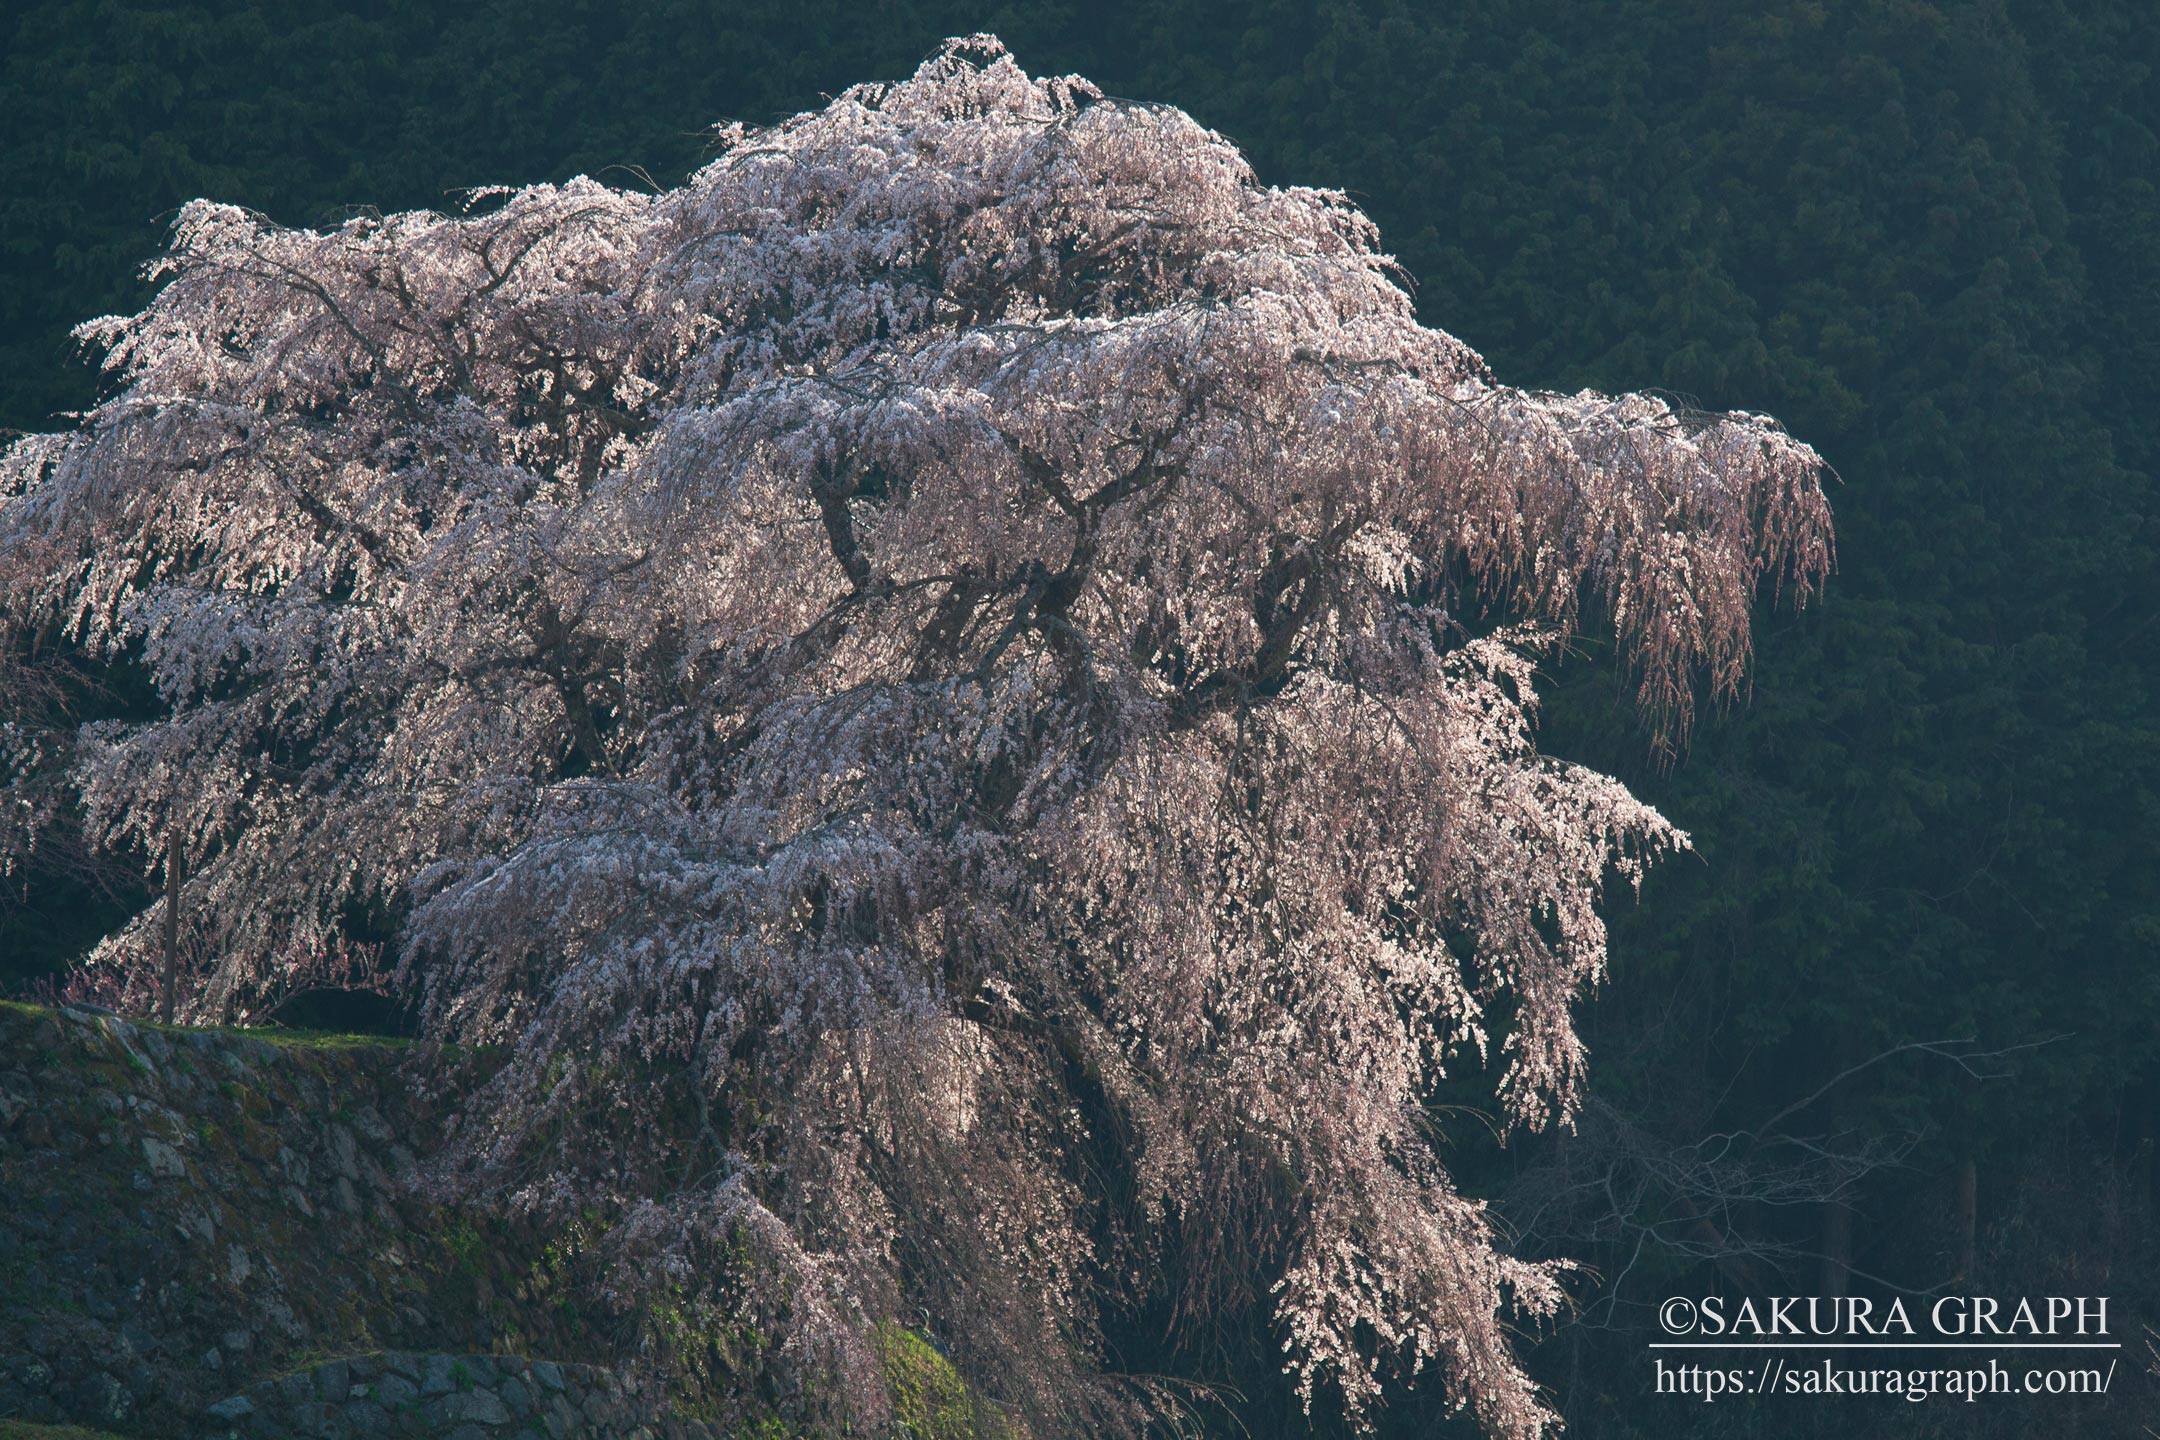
1685,1211,1773,1296
2143,1078,2160,1211
1819,1200,1852,1298
1954,1154,1977,1281
1816,1052,1855,1298
1814,1200,1848,1303
158,824,183,1024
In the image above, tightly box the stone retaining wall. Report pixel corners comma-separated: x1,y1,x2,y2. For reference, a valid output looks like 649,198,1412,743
0,1003,613,1435
197,1351,718,1440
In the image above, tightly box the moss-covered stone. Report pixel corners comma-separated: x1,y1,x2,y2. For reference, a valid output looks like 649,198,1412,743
0,1003,1011,1440
0,1003,599,1435
874,1324,1004,1440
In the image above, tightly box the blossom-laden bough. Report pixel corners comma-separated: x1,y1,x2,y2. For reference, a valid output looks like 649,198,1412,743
0,36,1830,1438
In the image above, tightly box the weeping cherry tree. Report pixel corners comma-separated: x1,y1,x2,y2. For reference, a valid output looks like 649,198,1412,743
0,37,1831,1438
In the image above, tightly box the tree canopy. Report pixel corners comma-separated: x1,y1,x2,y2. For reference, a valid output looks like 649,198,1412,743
0,38,1830,1437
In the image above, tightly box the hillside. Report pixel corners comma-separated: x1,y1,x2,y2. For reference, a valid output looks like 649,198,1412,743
0,1002,994,1439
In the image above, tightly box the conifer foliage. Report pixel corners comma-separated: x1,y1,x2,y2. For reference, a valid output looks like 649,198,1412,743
0,38,1830,1436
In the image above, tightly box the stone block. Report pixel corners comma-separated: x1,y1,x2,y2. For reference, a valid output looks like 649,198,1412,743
428,1387,513,1427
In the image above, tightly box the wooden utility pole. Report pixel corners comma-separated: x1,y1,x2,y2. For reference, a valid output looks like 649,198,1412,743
158,823,184,1024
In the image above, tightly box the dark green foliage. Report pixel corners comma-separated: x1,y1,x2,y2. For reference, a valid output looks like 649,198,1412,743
0,0,1101,434
3,2,2153,1434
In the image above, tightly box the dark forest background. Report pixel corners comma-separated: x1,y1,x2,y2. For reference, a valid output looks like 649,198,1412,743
2,2,2154,1435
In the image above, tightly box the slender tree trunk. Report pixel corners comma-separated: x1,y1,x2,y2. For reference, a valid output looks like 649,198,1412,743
1819,1200,1852,1298
1954,1154,1977,1281
1685,1211,1773,1296
2142,1078,2160,1211
1817,1054,1854,1298
158,823,183,1024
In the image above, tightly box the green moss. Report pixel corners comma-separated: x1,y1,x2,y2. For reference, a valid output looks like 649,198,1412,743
874,1323,994,1440
442,1218,484,1270
220,1025,416,1052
